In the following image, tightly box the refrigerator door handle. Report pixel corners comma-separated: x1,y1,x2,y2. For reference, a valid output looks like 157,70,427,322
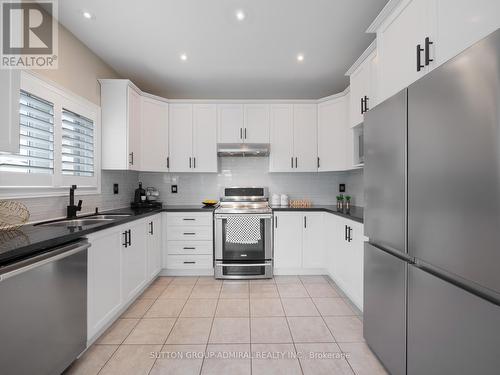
416,261,500,307
369,242,415,264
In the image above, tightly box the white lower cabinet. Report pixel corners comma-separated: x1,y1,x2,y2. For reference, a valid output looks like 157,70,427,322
273,212,324,271
164,212,214,274
86,214,163,342
274,210,364,310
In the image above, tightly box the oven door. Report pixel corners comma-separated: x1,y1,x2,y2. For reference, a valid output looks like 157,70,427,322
215,213,273,261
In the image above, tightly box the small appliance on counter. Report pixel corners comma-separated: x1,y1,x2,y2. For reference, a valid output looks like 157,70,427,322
131,183,162,209
280,194,289,206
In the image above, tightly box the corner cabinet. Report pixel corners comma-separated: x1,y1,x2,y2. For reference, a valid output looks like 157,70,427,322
273,212,324,271
141,96,169,172
317,95,350,171
0,70,20,153
100,80,142,170
269,104,318,172
169,103,217,172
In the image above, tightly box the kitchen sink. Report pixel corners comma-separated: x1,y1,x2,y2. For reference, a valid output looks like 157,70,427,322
38,218,114,227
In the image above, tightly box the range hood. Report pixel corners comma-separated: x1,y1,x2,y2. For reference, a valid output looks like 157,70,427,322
217,143,270,157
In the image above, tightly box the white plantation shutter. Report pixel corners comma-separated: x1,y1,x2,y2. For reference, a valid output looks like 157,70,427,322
61,109,94,177
0,90,54,174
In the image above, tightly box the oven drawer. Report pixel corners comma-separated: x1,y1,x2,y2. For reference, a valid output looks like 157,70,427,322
166,226,213,241
167,213,213,227
167,241,213,255
166,255,213,269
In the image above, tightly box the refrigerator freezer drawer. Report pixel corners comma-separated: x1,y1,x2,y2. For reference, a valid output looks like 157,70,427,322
364,242,406,375
408,266,500,375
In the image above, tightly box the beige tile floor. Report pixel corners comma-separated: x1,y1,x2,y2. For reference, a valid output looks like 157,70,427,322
65,275,387,375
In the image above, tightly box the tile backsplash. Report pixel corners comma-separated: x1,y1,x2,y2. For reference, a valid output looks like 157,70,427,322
139,157,364,206
13,171,139,223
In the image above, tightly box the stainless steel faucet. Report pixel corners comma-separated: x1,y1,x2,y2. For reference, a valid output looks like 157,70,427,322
67,185,82,219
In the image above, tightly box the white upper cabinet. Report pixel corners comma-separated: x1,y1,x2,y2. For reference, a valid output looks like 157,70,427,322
243,104,270,143
375,0,431,103
270,104,318,172
347,44,377,127
193,104,217,172
0,70,20,153
218,103,270,143
169,103,193,172
100,80,143,170
141,97,169,172
169,103,217,173
293,104,318,172
433,0,500,67
317,95,349,171
270,104,294,172
217,104,244,143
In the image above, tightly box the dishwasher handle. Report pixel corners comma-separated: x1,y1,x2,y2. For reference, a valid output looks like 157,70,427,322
0,240,90,282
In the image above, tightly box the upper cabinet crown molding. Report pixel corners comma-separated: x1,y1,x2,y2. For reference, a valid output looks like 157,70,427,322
345,39,377,76
366,0,405,33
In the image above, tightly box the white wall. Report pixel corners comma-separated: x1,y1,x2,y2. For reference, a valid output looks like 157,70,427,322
139,157,364,206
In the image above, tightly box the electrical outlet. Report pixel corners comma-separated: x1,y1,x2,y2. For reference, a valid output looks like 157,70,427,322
339,184,346,193
171,185,178,194
113,183,119,194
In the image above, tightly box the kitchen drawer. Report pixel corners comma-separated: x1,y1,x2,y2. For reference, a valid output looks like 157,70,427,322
166,213,213,226
167,241,213,255
166,254,213,269
166,226,213,241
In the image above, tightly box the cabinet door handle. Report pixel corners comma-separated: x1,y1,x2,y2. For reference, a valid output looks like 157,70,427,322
275,217,278,228
129,152,134,165
348,226,353,242
183,261,196,264
345,225,348,241
304,216,307,228
291,157,294,169
167,156,169,169
240,128,243,140
189,157,192,168
424,37,434,66
360,97,364,114
149,221,154,235
295,157,298,168
244,128,247,139
364,96,369,112
416,44,424,72
183,218,196,221
183,232,196,235
123,231,128,247
317,157,320,168
183,247,196,250
193,157,196,169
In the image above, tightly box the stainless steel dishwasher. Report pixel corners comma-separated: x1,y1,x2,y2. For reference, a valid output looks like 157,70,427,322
0,239,89,375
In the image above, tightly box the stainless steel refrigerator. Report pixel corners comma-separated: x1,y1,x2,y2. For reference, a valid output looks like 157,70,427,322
364,29,500,375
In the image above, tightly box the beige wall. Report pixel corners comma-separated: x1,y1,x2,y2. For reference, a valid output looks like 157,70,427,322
36,22,120,105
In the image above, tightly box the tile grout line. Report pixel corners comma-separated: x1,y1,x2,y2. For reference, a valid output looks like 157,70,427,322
146,277,198,375
96,276,173,375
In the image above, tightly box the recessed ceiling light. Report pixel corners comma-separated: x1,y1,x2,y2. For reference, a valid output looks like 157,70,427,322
297,53,305,62
82,11,92,19
180,53,188,61
235,10,246,21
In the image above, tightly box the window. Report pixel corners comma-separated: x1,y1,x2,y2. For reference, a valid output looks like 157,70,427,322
61,109,94,177
0,72,100,198
0,91,54,174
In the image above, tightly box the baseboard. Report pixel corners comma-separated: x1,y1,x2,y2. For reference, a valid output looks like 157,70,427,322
274,268,328,275
160,268,214,276
327,272,363,312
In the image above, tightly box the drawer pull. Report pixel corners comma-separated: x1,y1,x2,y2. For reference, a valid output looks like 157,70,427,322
183,247,196,250
183,218,196,221
183,232,196,235
183,261,196,264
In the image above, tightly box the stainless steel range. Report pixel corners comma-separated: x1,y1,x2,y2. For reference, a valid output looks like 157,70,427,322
214,187,273,279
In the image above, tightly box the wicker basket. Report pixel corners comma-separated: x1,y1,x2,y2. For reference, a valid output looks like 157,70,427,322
0,201,30,231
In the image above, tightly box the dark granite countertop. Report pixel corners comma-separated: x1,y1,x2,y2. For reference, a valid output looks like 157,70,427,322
271,205,364,223
163,205,217,212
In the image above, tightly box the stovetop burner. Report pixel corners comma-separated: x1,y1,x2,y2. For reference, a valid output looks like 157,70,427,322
215,187,271,214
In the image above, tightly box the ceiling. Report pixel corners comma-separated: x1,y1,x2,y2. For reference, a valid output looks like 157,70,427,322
57,0,388,99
